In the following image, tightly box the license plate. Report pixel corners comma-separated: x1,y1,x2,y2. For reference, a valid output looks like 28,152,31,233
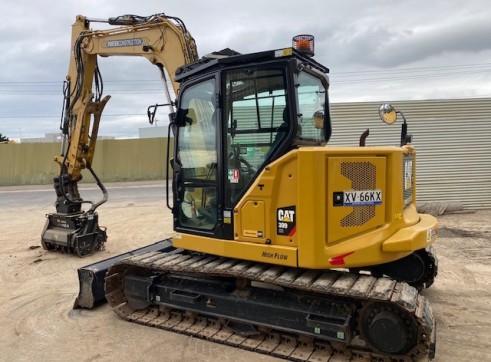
343,190,382,206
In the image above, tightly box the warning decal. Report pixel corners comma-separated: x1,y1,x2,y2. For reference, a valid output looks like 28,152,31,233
277,206,296,236
228,169,240,184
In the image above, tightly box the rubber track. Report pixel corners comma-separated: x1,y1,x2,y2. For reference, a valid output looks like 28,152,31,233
105,252,436,361
422,246,438,289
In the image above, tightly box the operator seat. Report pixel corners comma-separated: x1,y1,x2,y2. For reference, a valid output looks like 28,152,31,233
266,107,290,159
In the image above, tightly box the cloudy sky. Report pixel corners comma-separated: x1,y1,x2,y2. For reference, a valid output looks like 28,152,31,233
1,0,490,140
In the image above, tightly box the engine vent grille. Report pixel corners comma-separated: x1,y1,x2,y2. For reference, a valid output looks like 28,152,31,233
340,162,376,227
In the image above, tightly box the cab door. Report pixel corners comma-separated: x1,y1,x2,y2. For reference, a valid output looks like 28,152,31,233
173,77,220,235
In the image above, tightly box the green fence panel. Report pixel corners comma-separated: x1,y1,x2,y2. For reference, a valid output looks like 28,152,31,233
0,138,173,186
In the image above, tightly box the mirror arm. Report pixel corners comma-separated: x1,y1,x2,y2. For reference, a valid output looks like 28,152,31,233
147,103,173,125
398,111,412,146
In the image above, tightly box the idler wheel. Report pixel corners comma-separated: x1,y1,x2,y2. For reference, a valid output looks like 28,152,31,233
359,302,418,355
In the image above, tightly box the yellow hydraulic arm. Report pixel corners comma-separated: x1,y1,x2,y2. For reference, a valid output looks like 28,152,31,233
42,13,199,256
56,13,198,196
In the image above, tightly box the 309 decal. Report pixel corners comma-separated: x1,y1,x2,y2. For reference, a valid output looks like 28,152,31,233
277,206,296,236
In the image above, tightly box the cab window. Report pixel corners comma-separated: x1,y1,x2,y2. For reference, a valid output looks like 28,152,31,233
223,67,288,205
296,71,328,142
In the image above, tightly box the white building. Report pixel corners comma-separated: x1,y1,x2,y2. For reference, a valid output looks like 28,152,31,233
138,126,168,139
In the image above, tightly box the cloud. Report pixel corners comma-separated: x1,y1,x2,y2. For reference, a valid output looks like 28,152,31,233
1,0,490,139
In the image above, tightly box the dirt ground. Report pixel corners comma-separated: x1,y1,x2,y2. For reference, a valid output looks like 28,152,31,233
0,183,490,362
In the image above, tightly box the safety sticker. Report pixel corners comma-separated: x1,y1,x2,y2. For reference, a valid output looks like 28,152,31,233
243,230,263,238
427,227,437,242
277,206,296,236
404,159,414,190
228,169,240,184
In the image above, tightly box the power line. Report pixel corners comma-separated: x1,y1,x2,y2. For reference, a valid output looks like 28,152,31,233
0,79,162,84
332,62,491,76
0,113,151,119
330,63,491,84
0,62,490,86
0,90,166,94
331,69,491,84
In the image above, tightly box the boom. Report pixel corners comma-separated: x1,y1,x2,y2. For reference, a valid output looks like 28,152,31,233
42,13,198,256
60,13,197,188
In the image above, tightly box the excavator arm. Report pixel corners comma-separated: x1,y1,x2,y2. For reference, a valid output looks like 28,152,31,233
58,13,197,197
42,13,198,256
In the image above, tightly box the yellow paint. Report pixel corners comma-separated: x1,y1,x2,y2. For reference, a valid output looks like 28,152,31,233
239,201,265,242
181,145,438,270
382,214,438,252
173,234,298,267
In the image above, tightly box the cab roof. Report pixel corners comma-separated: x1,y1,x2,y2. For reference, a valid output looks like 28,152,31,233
174,47,329,82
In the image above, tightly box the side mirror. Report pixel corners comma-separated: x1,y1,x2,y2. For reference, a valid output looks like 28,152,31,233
378,104,397,124
378,103,412,146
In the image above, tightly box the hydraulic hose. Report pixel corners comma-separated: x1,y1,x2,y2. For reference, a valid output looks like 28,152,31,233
87,164,108,213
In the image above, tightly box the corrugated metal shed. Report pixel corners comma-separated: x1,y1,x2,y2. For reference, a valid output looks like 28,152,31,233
329,98,491,209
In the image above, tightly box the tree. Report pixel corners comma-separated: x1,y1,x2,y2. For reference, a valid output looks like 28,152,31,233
0,133,9,142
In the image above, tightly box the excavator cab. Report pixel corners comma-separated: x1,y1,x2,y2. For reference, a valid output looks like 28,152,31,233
170,48,331,240
169,47,437,292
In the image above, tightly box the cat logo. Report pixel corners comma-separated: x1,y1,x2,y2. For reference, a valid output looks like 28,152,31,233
278,209,294,222
277,206,296,236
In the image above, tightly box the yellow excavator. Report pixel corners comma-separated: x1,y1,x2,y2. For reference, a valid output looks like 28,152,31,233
43,13,438,361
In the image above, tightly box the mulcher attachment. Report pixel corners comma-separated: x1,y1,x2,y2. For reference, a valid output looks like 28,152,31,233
41,165,109,257
41,211,107,257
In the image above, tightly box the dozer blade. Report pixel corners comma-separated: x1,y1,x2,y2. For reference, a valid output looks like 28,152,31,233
73,239,174,309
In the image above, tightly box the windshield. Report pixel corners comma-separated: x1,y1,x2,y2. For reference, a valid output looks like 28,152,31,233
296,71,328,142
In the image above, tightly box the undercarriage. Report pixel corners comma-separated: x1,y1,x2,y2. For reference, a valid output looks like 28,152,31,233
105,249,437,361
355,247,438,291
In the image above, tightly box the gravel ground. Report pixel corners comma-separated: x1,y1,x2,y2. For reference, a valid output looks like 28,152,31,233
0,183,489,361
